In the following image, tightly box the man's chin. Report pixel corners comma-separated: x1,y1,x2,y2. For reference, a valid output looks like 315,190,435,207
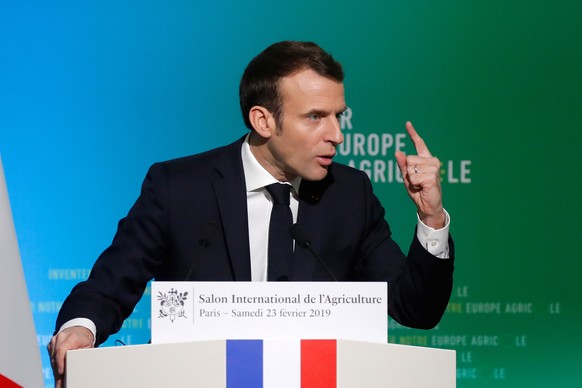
301,166,330,182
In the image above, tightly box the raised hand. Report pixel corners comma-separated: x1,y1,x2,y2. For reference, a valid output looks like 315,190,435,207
395,121,446,229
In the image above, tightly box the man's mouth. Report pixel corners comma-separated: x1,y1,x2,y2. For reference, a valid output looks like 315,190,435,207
317,154,335,166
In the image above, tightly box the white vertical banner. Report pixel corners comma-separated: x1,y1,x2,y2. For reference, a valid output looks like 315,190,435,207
0,155,44,388
263,340,301,388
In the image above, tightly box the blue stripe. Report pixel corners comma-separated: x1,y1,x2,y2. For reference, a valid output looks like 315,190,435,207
226,340,263,388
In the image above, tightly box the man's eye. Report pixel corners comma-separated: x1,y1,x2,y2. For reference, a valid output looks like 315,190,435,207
308,114,321,121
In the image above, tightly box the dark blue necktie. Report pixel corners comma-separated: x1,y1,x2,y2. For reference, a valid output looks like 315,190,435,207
265,183,293,281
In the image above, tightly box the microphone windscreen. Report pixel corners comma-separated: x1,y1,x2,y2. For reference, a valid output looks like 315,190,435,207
289,223,311,248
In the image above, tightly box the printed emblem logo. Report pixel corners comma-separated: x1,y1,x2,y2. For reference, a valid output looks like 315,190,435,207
157,288,188,322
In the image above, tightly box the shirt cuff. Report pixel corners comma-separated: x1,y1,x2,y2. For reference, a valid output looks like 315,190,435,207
58,318,97,346
416,209,451,259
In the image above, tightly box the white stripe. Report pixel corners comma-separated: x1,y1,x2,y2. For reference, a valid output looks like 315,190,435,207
263,340,300,388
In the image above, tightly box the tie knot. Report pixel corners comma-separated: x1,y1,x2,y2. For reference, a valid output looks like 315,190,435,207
266,183,291,205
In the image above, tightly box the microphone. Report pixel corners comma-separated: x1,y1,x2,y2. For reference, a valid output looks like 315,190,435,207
289,223,337,281
183,221,219,281
146,222,219,344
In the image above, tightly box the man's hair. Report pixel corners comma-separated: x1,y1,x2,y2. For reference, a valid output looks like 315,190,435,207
239,41,344,129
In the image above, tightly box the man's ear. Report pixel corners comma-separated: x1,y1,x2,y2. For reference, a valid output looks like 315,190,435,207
248,106,276,138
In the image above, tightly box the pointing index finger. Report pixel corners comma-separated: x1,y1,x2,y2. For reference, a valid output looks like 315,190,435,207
406,121,432,157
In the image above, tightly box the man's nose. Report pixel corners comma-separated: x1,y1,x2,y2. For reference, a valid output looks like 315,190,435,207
326,116,344,145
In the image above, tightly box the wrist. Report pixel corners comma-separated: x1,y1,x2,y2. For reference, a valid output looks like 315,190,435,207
419,209,446,229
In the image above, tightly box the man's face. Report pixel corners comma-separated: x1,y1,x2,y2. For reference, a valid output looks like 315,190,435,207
262,68,346,182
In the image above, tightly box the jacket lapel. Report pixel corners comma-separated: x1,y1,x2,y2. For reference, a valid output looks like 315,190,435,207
213,138,252,281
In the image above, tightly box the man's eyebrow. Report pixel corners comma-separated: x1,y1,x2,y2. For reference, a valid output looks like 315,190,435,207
304,108,328,116
305,107,347,116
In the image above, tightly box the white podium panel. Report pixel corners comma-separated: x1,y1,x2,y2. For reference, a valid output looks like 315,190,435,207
66,341,226,387
337,341,456,388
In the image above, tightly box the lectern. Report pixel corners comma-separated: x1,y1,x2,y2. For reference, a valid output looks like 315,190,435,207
66,339,455,387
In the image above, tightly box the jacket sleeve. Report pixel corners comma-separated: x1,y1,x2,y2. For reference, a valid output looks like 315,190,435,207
55,163,170,345
352,169,455,329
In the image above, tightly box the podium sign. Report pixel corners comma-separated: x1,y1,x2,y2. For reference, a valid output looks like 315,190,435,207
151,281,387,344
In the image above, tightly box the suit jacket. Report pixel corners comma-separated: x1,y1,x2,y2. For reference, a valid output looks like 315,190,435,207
57,137,454,345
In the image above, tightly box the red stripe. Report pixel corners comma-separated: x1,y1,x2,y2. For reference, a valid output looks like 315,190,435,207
301,340,336,388
0,374,23,388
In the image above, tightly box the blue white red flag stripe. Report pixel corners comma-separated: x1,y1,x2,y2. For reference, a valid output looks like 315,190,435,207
263,339,301,387
226,339,337,388
301,340,337,388
227,340,263,388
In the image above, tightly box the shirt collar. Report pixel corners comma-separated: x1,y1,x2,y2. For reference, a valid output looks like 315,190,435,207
241,133,302,193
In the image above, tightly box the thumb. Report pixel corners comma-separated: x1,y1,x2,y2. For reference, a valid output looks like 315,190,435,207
395,151,407,173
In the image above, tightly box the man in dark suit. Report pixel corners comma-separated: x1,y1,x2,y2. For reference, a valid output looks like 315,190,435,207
49,41,454,387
